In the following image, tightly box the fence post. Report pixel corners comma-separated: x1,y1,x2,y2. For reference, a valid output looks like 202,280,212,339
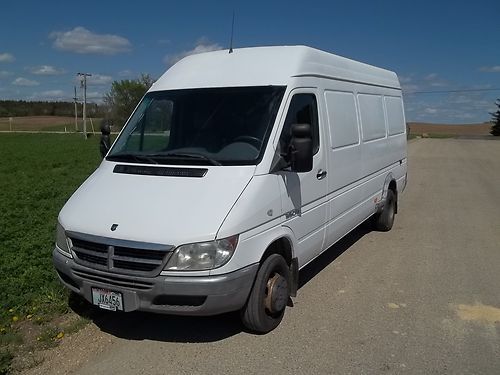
9,117,13,132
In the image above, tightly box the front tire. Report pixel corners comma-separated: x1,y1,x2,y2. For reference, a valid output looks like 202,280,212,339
241,254,290,333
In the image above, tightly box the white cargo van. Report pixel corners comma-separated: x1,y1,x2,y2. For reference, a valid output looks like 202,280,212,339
54,46,407,333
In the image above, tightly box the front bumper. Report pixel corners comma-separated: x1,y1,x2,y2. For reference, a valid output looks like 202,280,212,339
53,248,258,316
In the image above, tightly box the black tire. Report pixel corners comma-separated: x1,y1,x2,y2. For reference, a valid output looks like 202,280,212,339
373,189,396,231
241,254,290,333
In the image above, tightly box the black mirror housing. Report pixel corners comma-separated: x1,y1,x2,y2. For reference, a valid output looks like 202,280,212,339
289,123,313,173
100,120,112,158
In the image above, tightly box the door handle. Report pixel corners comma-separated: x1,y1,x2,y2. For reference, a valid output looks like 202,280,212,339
316,169,327,180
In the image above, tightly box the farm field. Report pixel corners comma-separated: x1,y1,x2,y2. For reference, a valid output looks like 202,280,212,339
0,133,101,372
0,116,493,137
0,116,102,133
407,122,492,136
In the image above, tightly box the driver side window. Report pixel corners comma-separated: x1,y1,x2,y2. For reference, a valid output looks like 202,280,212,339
279,93,319,156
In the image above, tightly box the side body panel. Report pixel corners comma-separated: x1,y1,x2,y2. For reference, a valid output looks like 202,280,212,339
320,80,407,253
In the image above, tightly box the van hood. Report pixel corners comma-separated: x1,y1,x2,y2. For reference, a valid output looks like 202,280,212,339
59,162,255,246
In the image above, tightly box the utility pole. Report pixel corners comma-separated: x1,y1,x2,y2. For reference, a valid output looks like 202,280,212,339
77,72,92,138
73,86,78,132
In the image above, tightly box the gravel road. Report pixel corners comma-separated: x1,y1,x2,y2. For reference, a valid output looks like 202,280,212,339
26,138,500,375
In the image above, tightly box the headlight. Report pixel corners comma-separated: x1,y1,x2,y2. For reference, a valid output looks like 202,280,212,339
56,222,72,258
165,235,238,271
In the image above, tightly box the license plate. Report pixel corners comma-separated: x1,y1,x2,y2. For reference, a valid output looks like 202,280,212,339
91,288,123,311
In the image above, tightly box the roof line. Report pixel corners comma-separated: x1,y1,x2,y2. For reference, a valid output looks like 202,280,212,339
292,74,401,91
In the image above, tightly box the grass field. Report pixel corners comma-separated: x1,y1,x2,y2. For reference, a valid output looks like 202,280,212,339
0,133,101,372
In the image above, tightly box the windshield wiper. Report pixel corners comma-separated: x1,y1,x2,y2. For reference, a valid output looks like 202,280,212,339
146,152,222,166
107,153,158,164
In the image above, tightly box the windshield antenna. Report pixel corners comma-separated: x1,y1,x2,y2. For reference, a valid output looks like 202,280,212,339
229,10,235,54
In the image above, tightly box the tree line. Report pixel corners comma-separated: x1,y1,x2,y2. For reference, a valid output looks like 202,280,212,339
491,99,500,136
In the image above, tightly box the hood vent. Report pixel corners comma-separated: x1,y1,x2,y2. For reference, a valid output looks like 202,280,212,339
113,164,208,178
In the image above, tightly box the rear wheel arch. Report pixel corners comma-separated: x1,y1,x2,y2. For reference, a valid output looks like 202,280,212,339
388,179,398,213
381,173,398,213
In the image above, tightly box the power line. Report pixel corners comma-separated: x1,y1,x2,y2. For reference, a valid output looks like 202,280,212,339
405,88,500,95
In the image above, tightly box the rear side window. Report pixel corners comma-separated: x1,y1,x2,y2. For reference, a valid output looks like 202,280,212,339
385,96,405,135
325,91,359,149
279,94,320,155
358,94,386,141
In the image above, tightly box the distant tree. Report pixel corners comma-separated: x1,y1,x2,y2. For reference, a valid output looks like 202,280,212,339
103,74,155,129
491,99,500,136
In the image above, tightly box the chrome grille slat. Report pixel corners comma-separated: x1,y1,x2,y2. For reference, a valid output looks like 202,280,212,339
68,236,172,276
74,253,107,266
72,246,108,259
112,254,163,265
114,246,165,260
71,238,107,252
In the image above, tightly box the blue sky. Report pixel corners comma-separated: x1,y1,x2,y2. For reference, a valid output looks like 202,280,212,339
1,0,499,123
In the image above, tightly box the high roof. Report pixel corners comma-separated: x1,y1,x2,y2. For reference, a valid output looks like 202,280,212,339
150,46,400,91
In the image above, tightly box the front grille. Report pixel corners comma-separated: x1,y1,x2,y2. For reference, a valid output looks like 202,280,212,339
73,269,154,290
69,236,172,276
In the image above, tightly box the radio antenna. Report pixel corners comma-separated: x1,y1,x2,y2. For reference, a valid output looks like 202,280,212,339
229,10,235,53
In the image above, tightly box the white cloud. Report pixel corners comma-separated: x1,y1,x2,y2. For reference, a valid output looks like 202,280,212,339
424,108,438,114
12,77,39,86
27,90,67,101
164,40,223,66
50,27,132,55
88,74,112,85
75,74,112,86
29,65,66,75
0,53,15,62
399,75,413,84
85,91,104,103
41,89,65,97
0,70,12,78
479,66,500,73
26,90,71,101
423,73,447,87
424,73,438,81
118,69,133,77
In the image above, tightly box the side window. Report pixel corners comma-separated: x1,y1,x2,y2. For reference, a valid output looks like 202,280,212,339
279,93,320,156
325,91,359,149
385,96,405,136
358,94,386,141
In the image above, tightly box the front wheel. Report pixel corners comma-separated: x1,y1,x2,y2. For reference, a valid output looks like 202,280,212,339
241,254,290,333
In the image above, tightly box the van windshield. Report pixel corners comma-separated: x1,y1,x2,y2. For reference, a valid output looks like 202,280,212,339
107,86,286,166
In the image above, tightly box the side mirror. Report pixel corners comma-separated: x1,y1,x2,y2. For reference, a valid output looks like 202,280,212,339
100,121,111,159
289,123,313,173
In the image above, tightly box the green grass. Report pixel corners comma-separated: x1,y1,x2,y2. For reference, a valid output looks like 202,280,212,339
0,350,13,375
0,134,101,330
427,133,454,139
